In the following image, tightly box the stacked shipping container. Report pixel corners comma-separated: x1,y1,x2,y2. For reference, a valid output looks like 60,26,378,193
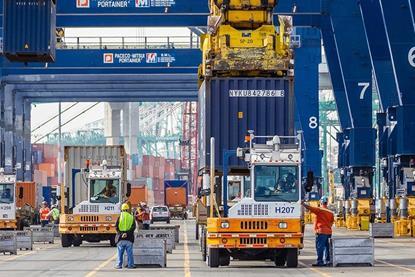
130,155,182,207
32,145,183,208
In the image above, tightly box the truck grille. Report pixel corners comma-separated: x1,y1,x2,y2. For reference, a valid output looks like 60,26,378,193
240,238,267,245
79,205,100,213
240,220,268,230
80,226,98,232
237,204,269,216
80,216,99,222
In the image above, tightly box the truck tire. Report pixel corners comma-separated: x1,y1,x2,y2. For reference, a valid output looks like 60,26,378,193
61,234,73,248
73,236,82,247
219,250,230,266
167,219,171,224
208,248,220,268
275,249,287,267
201,227,207,261
286,248,298,268
110,235,117,247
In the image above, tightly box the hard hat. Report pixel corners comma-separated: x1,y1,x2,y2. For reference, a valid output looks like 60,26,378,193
42,201,47,205
320,196,329,204
121,203,130,211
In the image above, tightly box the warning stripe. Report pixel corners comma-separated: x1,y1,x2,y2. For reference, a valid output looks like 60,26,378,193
208,233,302,239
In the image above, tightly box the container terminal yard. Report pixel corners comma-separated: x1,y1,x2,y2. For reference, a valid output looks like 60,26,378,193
0,0,414,276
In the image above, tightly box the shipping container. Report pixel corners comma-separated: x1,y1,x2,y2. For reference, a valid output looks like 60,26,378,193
38,163,55,177
3,0,56,62
129,187,148,207
164,180,188,207
42,186,52,205
198,77,294,170
15,182,37,209
64,145,126,208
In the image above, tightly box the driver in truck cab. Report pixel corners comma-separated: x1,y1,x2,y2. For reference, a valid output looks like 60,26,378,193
98,180,117,198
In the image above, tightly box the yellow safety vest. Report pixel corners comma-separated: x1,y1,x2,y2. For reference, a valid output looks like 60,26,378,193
51,208,60,221
118,211,134,232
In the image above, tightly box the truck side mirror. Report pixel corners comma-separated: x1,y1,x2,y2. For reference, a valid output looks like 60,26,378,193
126,183,132,198
305,171,314,193
18,187,24,199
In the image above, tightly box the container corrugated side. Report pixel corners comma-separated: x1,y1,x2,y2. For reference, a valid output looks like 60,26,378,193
199,77,294,170
64,145,125,208
3,0,56,62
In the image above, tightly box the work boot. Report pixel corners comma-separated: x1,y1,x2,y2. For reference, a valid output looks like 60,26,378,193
312,263,326,267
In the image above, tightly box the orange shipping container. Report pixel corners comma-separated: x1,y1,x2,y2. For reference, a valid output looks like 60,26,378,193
38,163,55,177
165,187,186,207
15,182,37,208
129,187,148,207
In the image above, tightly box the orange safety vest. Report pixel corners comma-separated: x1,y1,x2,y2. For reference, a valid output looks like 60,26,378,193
40,207,50,221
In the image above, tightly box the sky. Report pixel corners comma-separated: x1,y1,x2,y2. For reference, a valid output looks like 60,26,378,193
31,27,189,142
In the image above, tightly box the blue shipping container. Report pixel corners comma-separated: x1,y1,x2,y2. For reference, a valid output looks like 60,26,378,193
42,186,52,205
199,77,294,170
3,0,56,62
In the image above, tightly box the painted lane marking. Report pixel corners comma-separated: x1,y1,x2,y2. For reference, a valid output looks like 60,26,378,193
85,254,116,277
298,261,331,277
184,220,191,277
376,259,415,273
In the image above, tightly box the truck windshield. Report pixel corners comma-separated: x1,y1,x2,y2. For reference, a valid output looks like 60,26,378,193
254,165,299,202
0,184,14,204
90,179,120,204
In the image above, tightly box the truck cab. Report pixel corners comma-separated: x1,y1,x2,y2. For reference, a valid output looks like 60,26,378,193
0,172,17,230
206,133,303,268
60,158,129,247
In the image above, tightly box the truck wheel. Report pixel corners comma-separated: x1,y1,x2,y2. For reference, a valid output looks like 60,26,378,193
275,249,287,267
167,219,171,224
61,234,73,248
219,250,230,266
109,235,117,247
286,248,298,268
208,248,220,268
73,236,82,247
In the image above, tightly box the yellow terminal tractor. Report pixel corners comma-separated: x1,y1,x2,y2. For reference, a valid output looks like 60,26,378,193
0,172,18,230
205,132,304,268
59,146,131,247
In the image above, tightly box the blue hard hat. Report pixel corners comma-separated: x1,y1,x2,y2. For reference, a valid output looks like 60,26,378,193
320,196,328,204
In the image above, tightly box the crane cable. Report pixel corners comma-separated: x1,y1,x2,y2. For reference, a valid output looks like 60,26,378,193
34,102,100,144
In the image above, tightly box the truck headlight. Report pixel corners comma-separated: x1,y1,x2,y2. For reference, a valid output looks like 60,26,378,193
67,216,74,222
105,216,112,221
221,222,230,229
278,222,288,229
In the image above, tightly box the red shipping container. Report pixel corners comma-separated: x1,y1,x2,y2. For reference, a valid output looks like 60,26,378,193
152,178,164,191
135,165,143,178
142,155,156,167
142,165,154,178
38,163,55,177
34,170,48,186
43,144,58,160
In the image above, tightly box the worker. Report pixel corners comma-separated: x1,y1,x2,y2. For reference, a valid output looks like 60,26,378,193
98,180,117,198
48,204,60,224
39,201,51,227
138,203,151,230
135,203,144,230
115,203,136,269
303,196,334,267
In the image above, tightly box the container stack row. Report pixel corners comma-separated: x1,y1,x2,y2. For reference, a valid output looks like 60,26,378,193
129,155,182,208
